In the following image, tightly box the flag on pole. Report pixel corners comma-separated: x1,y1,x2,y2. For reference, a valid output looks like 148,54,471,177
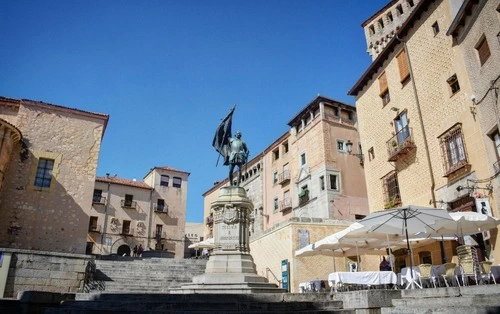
212,105,235,165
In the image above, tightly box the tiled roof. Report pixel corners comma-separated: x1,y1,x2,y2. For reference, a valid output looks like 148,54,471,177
154,166,190,175
96,176,152,190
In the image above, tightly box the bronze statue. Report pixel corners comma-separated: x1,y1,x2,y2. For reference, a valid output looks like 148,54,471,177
212,106,250,186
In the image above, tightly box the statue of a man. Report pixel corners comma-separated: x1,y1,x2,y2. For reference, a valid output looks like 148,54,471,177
227,131,249,186
212,106,250,186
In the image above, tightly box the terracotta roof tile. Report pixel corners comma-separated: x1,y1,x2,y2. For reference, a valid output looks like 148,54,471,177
96,176,152,190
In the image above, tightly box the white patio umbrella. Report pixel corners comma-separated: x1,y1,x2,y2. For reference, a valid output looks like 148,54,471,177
188,237,215,249
434,211,500,237
358,205,454,287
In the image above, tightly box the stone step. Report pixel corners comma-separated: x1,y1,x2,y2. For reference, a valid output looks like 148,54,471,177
44,298,349,313
381,305,500,314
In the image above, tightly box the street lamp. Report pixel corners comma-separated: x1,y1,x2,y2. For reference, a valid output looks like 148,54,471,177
345,140,364,165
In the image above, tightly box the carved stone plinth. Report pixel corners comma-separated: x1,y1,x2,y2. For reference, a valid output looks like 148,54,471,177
172,186,285,294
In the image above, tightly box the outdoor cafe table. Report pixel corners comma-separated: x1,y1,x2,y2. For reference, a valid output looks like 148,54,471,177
328,271,397,291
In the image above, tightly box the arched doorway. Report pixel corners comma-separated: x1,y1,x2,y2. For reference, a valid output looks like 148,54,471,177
117,244,131,256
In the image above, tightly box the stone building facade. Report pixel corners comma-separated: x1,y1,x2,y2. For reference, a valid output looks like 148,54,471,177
362,0,421,60
184,222,204,258
88,166,189,258
203,96,370,292
0,97,108,254
349,0,500,264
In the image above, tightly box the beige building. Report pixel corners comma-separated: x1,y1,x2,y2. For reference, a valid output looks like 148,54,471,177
349,0,500,266
203,96,370,292
0,97,108,254
362,0,421,60
88,166,189,258
184,222,204,258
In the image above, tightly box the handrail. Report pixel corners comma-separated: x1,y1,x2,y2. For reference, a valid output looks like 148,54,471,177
266,267,282,286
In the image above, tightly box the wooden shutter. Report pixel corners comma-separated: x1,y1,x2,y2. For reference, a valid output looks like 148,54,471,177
397,49,410,82
477,37,490,66
379,71,388,96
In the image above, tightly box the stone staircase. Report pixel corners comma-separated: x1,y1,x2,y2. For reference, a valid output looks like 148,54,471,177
88,257,208,293
379,284,500,314
43,293,352,313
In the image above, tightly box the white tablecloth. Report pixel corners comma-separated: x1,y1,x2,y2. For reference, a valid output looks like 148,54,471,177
328,271,397,287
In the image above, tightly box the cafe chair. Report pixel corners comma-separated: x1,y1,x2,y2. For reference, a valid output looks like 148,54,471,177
479,261,496,284
417,264,436,288
457,245,480,286
440,262,457,287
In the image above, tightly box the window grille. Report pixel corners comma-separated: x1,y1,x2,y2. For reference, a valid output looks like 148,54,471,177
439,124,468,176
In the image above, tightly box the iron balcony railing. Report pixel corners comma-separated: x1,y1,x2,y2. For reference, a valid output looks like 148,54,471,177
278,171,291,185
386,126,416,161
154,203,168,213
155,231,167,240
494,159,500,174
88,225,101,233
279,197,292,212
92,196,106,205
121,199,137,209
120,228,134,236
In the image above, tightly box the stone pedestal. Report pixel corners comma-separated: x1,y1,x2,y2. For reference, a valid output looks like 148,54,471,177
172,186,285,294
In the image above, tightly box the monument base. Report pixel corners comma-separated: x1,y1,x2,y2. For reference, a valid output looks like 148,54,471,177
171,186,286,294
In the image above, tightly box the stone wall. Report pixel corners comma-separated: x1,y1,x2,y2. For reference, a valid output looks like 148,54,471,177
3,248,92,298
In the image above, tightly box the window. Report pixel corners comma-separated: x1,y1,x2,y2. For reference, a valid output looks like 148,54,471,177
368,147,375,161
329,175,338,190
447,74,460,95
379,72,390,105
156,224,163,240
34,158,54,188
156,199,165,211
333,107,339,116
173,177,182,188
273,148,279,161
378,18,384,29
124,194,133,207
476,36,491,66
300,153,306,166
319,176,325,191
387,12,393,23
273,197,279,213
432,21,440,35
408,0,414,7
89,216,98,231
439,124,468,176
93,189,103,203
160,175,169,187
273,171,278,185
282,141,289,154
299,185,309,205
396,4,403,16
369,25,375,36
492,130,500,159
396,49,410,83
382,171,401,208
283,190,291,208
394,111,410,144
337,140,345,152
348,111,354,121
122,220,131,235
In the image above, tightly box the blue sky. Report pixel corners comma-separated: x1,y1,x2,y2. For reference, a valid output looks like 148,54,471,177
1,0,388,223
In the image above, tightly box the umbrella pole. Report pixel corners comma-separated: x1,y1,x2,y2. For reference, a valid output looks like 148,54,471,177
403,209,418,289
356,242,360,271
332,254,337,272
386,234,394,272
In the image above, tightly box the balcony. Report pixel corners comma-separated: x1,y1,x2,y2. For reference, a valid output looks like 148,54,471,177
298,190,310,206
279,197,292,212
278,171,291,186
88,225,101,233
121,199,137,209
154,203,168,214
120,228,134,236
155,231,167,240
92,196,106,205
494,159,500,175
387,127,416,162
206,215,214,225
